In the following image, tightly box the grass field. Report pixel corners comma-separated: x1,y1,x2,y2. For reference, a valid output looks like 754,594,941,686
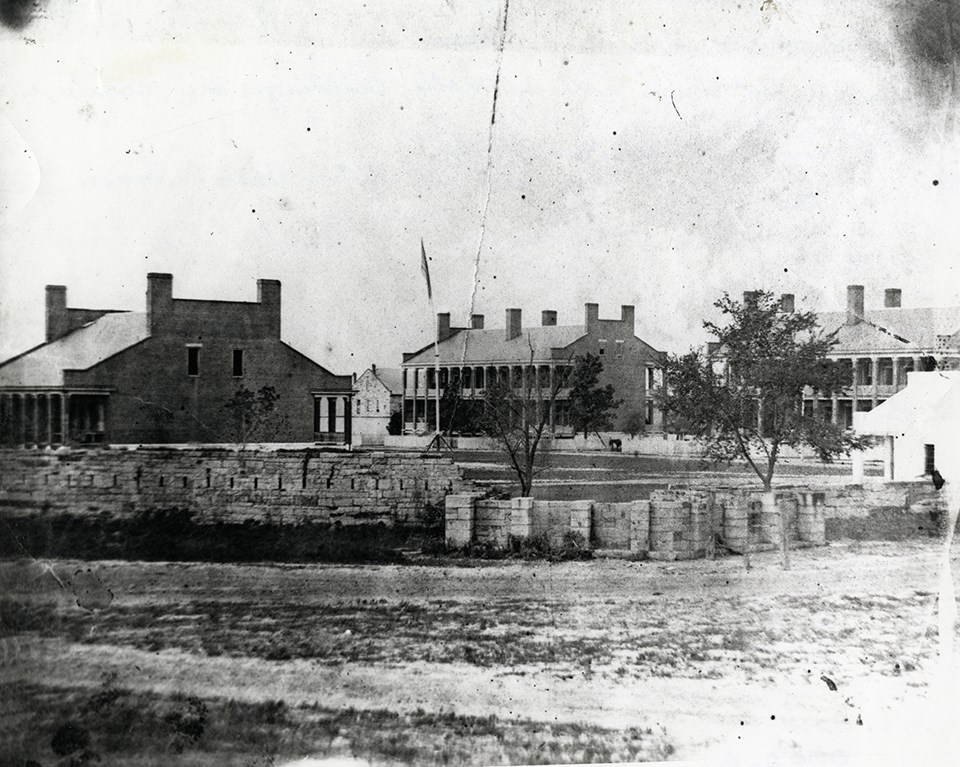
3,539,960,765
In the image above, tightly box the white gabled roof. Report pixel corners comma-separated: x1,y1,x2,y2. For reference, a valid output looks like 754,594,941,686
855,371,960,440
0,312,149,388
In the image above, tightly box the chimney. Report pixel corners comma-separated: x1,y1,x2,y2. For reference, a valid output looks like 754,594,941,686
706,341,721,356
846,285,864,325
256,279,282,337
371,363,377,375
884,288,902,308
470,314,485,329
585,303,599,333
542,310,557,326
146,273,174,334
620,305,635,332
779,293,795,313
45,285,68,342
505,308,522,340
437,312,451,341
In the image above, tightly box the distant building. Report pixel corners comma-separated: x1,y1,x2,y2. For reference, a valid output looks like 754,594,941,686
803,286,960,428
400,304,665,435
353,365,402,436
0,274,354,446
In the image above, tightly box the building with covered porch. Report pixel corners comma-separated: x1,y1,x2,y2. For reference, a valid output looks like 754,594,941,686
400,303,664,435
0,274,353,447
802,285,960,428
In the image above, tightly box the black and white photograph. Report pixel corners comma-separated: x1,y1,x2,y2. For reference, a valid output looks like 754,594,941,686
2,1,960,764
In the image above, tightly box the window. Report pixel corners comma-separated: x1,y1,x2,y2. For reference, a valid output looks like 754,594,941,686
646,368,656,390
356,400,361,415
186,346,200,376
232,349,244,377
615,340,624,358
645,401,654,425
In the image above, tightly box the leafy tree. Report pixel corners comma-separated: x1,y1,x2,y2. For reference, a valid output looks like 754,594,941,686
439,379,485,436
480,344,569,496
622,410,646,438
222,386,283,445
386,410,403,436
661,291,866,491
567,353,620,438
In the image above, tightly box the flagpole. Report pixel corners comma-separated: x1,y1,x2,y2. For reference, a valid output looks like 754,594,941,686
421,239,441,438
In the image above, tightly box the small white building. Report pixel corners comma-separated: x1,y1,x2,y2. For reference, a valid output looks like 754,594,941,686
352,365,402,438
854,371,960,484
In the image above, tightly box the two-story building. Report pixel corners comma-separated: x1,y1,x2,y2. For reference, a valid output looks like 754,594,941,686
0,273,354,446
353,365,402,437
803,285,960,428
400,303,665,435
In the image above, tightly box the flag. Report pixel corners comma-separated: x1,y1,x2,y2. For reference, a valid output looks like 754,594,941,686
420,239,432,301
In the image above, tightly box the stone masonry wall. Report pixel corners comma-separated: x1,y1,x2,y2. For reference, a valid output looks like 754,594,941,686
0,447,476,526
446,481,946,560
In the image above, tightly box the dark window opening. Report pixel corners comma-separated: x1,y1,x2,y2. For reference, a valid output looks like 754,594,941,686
924,444,936,476
187,347,200,376
233,349,244,377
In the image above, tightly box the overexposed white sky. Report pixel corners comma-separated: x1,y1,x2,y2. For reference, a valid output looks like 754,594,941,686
1,0,957,371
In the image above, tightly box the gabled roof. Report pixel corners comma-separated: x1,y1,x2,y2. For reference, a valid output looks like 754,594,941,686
0,312,149,388
403,325,587,366
372,367,403,395
855,371,960,440
818,307,960,353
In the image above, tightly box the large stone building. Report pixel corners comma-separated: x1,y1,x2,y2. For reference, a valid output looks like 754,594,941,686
400,304,664,435
0,273,354,446
802,285,960,428
353,365,402,437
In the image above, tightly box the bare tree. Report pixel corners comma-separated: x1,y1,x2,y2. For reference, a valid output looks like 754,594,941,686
480,340,570,497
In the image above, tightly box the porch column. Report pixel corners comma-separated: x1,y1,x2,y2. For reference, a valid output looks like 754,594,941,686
61,394,70,445
21,394,29,445
871,356,880,408
549,365,556,430
343,396,352,445
830,394,838,425
45,394,53,446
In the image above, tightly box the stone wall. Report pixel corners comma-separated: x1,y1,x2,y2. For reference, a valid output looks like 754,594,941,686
0,447,476,526
446,481,946,559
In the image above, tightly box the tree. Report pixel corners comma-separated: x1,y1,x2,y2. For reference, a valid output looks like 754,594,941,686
438,379,485,436
623,410,646,438
386,410,403,436
661,292,867,567
222,386,284,445
479,345,569,496
662,291,865,490
567,353,620,438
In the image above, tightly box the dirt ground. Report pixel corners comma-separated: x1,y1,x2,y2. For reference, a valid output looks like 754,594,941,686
4,540,960,765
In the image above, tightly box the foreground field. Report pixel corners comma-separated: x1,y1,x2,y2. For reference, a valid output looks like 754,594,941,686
3,541,960,765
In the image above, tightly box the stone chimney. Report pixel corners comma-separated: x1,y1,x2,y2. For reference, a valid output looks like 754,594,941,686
621,305,635,332
45,285,69,342
437,313,452,342
542,310,557,326
470,314,485,329
257,279,281,337
146,273,174,334
585,303,599,333
779,294,795,313
884,288,902,308
846,285,865,325
371,363,377,375
505,308,522,340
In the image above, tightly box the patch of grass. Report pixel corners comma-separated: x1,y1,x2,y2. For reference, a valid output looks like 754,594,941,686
2,681,675,766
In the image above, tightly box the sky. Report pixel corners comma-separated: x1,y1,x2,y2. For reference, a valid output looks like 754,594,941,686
1,0,958,372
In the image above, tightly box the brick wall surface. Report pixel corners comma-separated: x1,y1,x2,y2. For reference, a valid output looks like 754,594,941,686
0,447,475,526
